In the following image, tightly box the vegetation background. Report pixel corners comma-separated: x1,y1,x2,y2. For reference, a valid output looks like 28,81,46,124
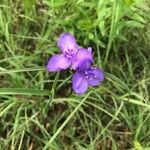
0,0,150,149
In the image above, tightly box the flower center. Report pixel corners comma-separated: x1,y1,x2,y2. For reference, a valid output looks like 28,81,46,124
84,67,97,80
64,49,74,59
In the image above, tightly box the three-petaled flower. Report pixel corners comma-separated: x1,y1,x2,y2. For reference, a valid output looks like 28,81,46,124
47,33,92,71
47,32,104,94
72,60,104,94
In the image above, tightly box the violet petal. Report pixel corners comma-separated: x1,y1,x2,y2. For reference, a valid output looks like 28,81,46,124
72,72,88,95
87,67,104,86
47,54,71,72
77,60,92,72
57,33,78,55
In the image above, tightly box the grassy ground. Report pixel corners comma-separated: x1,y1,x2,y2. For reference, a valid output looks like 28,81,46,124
0,0,150,149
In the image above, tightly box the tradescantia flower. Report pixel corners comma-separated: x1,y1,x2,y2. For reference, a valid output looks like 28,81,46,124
47,33,92,72
72,60,104,95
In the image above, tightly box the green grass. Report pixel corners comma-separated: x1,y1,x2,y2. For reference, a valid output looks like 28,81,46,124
0,0,150,149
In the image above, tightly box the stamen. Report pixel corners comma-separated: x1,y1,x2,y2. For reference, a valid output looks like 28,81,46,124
68,49,74,54
85,71,88,75
85,76,89,79
66,55,69,58
64,51,73,59
90,67,96,70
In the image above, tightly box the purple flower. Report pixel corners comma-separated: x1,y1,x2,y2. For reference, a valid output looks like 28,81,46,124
72,61,104,95
47,33,92,72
